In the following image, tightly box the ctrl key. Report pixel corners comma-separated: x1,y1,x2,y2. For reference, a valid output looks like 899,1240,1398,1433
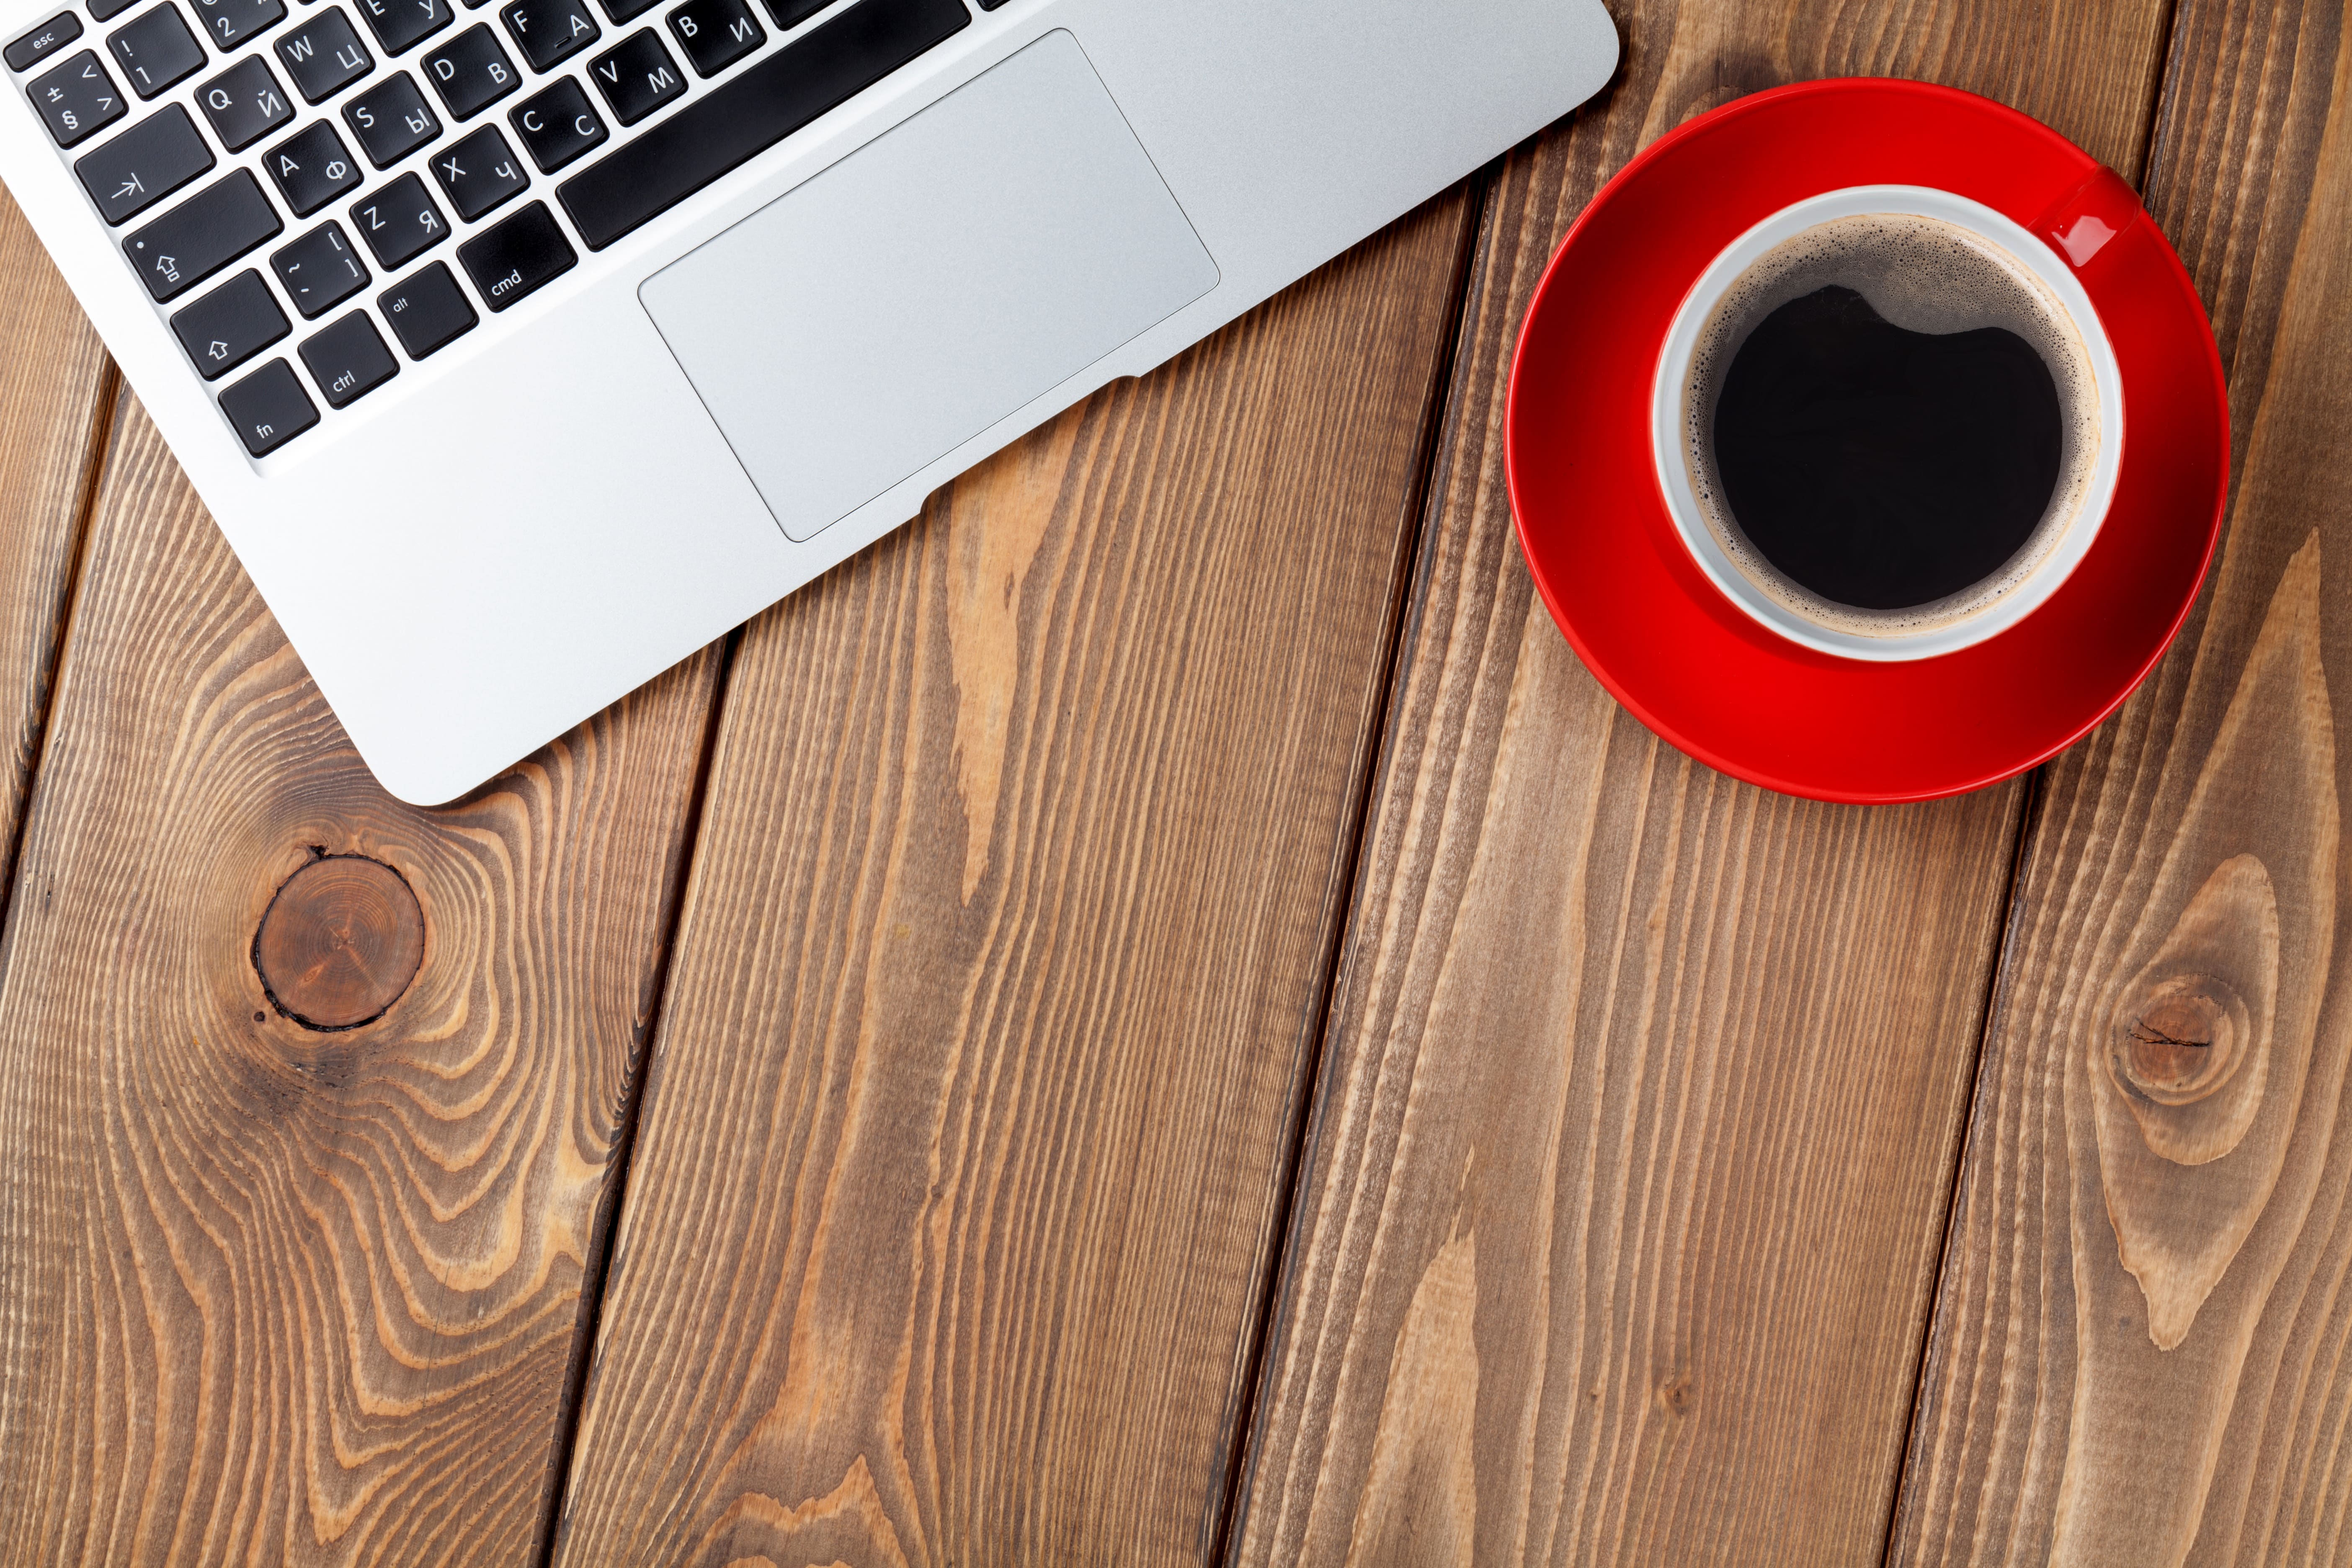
219,358,318,457
299,311,398,408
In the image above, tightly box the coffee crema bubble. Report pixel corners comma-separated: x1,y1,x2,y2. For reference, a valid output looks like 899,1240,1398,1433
1681,213,2101,637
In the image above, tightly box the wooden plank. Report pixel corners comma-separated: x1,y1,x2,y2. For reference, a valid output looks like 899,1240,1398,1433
0,185,119,850
1890,0,2352,1561
0,398,722,1563
547,191,1478,1565
1226,4,2182,1565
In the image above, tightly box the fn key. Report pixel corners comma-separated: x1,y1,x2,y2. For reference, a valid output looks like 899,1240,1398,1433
457,200,573,311
219,358,318,456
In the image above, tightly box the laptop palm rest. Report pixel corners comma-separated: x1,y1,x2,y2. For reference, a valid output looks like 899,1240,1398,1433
639,29,1220,543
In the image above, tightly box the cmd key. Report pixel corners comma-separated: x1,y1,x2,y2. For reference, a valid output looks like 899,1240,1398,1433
74,101,213,223
455,198,571,309
122,170,285,300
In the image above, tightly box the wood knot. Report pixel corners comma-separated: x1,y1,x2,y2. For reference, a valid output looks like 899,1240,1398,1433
1658,1374,1694,1414
253,853,424,1030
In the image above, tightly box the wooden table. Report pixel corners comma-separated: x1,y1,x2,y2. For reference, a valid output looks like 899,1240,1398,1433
2,0,2348,1557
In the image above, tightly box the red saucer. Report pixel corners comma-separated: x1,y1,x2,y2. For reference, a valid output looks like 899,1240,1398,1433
1506,79,2228,802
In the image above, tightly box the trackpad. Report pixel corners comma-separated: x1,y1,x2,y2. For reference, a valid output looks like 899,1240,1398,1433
640,29,1219,542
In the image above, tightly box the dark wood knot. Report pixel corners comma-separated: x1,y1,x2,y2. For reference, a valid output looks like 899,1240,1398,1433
253,852,424,1030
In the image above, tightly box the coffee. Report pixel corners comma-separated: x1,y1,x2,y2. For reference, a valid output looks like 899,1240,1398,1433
1679,213,2101,636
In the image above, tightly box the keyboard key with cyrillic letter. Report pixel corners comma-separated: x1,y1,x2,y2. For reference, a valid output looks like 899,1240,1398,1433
431,122,526,218
559,0,966,249
456,197,571,308
351,169,447,267
196,56,296,150
123,170,285,300
585,28,679,124
170,268,288,378
75,101,212,223
377,259,475,356
666,0,761,77
354,0,449,55
106,4,202,98
272,219,370,315
219,358,318,455
276,8,374,102
421,23,517,117
7,12,84,73
299,310,398,405
508,75,601,169
264,120,363,214
28,50,126,144
499,0,596,70
343,69,441,164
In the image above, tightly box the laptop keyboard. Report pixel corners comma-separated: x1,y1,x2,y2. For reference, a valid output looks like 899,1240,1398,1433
12,0,986,459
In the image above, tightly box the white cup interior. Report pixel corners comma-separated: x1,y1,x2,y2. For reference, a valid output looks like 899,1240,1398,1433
1650,185,2124,661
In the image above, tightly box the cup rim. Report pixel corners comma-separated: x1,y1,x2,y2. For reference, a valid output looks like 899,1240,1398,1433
1649,183,2126,662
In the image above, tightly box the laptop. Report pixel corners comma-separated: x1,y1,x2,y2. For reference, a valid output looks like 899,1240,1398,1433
0,0,1617,802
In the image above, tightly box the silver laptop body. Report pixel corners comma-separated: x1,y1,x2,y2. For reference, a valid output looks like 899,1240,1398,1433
0,0,1617,801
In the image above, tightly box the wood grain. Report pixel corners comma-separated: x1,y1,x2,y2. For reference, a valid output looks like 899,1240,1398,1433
0,183,119,855
0,398,722,1563
1227,2,2183,1564
546,191,1477,1566
1890,0,2352,1559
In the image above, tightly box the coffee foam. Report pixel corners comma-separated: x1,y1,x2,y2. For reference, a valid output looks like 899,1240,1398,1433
1681,212,2101,636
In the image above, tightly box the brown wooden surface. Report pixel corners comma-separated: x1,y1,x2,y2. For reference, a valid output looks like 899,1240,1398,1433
1890,0,2352,1560
1224,2,2183,1565
0,399,723,1563
7,0,2352,1559
546,192,1476,1567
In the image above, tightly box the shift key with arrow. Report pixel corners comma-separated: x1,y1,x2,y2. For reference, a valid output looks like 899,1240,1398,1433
73,103,213,225
168,268,289,380
122,170,284,302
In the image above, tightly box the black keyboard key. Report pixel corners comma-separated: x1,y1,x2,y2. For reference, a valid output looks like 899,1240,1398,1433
763,0,823,26
88,0,138,18
28,50,124,144
561,0,964,249
377,258,473,355
456,196,570,308
219,358,317,454
299,309,397,405
7,12,83,73
169,267,287,377
508,75,601,169
666,0,758,75
276,8,373,102
420,23,515,116
271,219,368,313
584,28,677,124
195,56,295,149
498,0,594,69
350,169,445,266
600,0,658,22
353,0,449,54
105,5,201,98
74,101,211,222
263,119,361,213
122,170,283,300
430,121,524,217
343,69,438,163
188,0,286,50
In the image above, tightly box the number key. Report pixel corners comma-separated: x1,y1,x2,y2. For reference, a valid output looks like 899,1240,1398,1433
350,170,446,268
27,51,125,147
196,57,295,150
105,5,202,100
343,70,441,165
263,120,362,215
271,219,370,316
190,0,286,50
